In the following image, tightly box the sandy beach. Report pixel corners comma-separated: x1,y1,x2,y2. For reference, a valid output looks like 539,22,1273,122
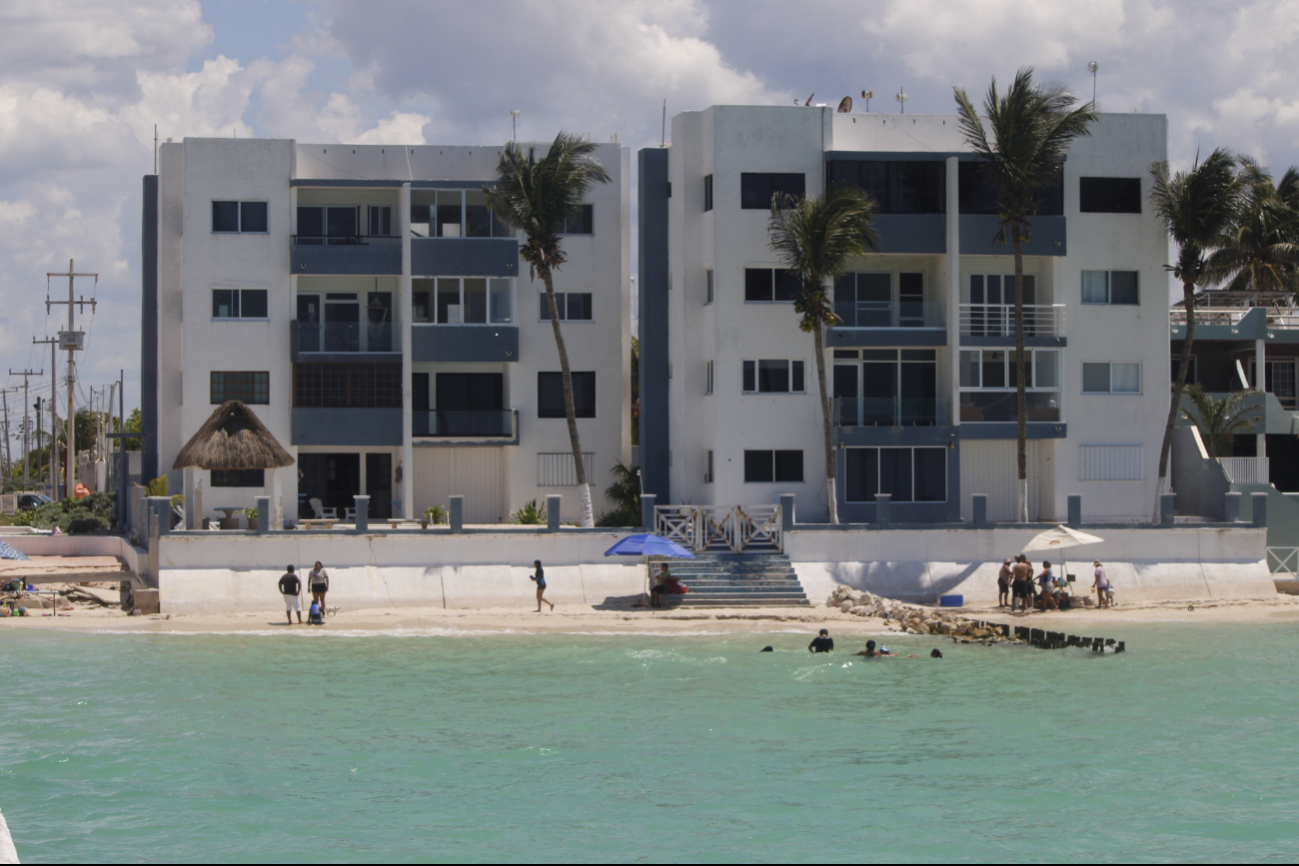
4,593,1298,635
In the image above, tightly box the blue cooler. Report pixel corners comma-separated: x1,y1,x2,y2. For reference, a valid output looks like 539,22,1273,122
939,594,964,608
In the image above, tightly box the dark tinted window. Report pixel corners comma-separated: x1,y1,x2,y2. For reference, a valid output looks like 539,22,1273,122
1080,177,1142,213
212,289,239,318
297,206,324,238
293,363,401,408
212,201,240,232
845,448,879,502
211,469,265,487
210,371,269,404
558,204,594,235
774,450,803,482
1110,271,1139,305
741,173,805,209
745,269,772,301
240,289,268,318
704,174,713,212
774,269,800,301
914,448,946,501
958,162,1063,216
436,373,503,411
538,372,595,417
566,293,592,320
744,450,773,483
240,201,268,232
743,360,756,392
826,160,944,214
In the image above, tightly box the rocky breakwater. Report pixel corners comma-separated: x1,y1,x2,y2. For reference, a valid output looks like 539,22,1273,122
826,585,1011,644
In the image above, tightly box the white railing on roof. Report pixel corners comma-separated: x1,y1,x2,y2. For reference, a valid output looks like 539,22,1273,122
1218,456,1269,485
958,304,1064,338
1170,308,1246,326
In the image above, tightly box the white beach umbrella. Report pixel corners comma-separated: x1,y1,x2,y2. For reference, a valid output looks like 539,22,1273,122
1021,525,1104,590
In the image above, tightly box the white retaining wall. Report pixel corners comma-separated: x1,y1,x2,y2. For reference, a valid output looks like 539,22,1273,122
155,531,647,615
5,534,144,576
786,526,1275,604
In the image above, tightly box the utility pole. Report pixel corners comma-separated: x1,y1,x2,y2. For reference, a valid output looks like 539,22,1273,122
33,337,58,495
46,259,97,498
0,388,15,487
8,369,41,487
34,398,42,490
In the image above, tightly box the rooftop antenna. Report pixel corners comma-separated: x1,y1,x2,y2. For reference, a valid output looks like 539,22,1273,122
896,86,907,114
1087,61,1098,105
510,110,520,142
862,90,873,112
837,96,853,113
803,93,815,106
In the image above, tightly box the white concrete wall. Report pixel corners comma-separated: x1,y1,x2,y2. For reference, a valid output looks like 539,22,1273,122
787,525,1274,604
155,530,645,614
6,534,144,574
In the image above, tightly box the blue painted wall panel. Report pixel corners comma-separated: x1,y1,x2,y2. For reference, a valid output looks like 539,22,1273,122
411,239,518,276
411,326,519,362
292,408,403,446
291,244,402,275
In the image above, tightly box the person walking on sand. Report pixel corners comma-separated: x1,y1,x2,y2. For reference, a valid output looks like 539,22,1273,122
308,561,330,616
1092,561,1112,609
997,558,1013,608
278,565,302,625
1036,561,1059,611
531,560,554,612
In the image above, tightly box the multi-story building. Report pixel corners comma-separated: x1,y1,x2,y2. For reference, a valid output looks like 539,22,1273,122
639,105,1170,524
142,138,631,526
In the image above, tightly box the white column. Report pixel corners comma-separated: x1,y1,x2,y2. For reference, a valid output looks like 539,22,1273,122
1256,338,1267,458
400,183,415,518
946,157,961,426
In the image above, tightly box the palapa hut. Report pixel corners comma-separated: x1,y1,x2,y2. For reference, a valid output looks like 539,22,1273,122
173,401,294,529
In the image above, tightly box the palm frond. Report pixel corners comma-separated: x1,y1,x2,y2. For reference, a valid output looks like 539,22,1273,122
1179,384,1263,457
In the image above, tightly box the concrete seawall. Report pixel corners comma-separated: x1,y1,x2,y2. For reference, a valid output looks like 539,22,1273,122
786,525,1275,604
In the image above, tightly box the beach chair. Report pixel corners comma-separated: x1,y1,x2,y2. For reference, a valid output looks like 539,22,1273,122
309,498,337,520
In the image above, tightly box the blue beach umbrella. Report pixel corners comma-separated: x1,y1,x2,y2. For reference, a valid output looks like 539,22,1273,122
0,540,30,561
604,534,695,559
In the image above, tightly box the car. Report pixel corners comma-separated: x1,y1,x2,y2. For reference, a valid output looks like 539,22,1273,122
16,493,53,511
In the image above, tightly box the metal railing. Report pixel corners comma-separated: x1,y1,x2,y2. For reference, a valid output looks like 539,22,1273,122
654,504,783,553
1217,456,1269,485
834,397,950,427
834,300,943,329
1268,547,1298,575
294,320,398,354
413,409,517,438
291,234,401,246
959,304,1065,338
1169,308,1246,326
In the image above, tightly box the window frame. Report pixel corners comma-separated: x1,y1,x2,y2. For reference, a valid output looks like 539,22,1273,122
705,269,714,305
1081,270,1139,306
212,200,269,234
742,359,806,394
210,468,266,488
743,449,804,483
843,446,948,503
1082,361,1143,395
538,291,593,322
210,371,270,405
703,174,714,212
744,267,799,303
412,277,514,325
959,348,1061,391
212,288,269,321
537,371,596,418
1079,177,1142,214
556,204,594,236
740,173,806,210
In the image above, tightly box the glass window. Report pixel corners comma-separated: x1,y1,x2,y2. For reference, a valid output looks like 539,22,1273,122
845,448,879,502
914,449,947,502
879,448,913,502
537,372,595,418
212,201,240,232
982,350,1006,388
558,204,594,235
774,450,803,483
758,360,789,393
744,269,773,302
1082,270,1138,305
489,279,513,323
703,175,713,212
240,202,268,233
774,269,800,301
211,469,265,487
959,351,980,388
1110,271,1139,305
566,293,592,321
741,173,806,209
212,289,238,318
464,190,491,237
240,289,268,318
1082,362,1111,393
436,191,462,237
791,360,805,393
1079,177,1142,213
1112,362,1141,393
210,371,269,404
705,269,713,305
212,289,267,319
437,278,461,324
1035,350,1059,389
744,450,773,483
1081,271,1108,304
369,205,392,237
463,279,487,324
742,360,756,392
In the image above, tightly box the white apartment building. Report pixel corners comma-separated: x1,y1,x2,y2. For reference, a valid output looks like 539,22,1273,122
143,138,631,526
639,105,1170,523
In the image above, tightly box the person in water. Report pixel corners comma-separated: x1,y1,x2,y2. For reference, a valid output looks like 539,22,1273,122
808,629,834,653
854,640,893,657
531,560,554,612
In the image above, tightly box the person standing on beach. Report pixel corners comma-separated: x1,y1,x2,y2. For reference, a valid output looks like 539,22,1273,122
1036,561,1059,611
308,561,329,616
278,565,302,625
1092,561,1111,609
1011,556,1033,613
531,560,554,612
997,558,1013,608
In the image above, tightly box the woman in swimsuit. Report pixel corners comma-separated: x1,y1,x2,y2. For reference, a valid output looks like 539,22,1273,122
531,559,554,612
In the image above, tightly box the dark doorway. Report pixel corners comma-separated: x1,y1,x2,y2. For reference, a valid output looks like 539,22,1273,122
366,453,393,519
298,453,361,519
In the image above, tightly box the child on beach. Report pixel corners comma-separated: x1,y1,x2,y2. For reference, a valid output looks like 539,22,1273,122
531,560,554,612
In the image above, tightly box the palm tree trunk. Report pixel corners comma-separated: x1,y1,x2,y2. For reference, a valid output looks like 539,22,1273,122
1013,230,1029,523
1156,279,1197,519
813,322,838,524
540,264,594,527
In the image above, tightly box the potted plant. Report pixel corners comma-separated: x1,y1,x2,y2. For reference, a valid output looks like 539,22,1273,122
242,505,258,530
422,505,448,530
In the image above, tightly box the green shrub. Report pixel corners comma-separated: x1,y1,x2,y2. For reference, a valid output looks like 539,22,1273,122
423,505,448,525
512,499,547,525
67,513,108,535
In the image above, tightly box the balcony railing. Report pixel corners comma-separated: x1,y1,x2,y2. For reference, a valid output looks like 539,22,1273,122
1169,308,1246,327
1218,456,1269,485
834,300,943,329
959,304,1065,338
413,409,517,438
959,391,1061,423
834,397,950,427
294,320,398,354
291,234,401,247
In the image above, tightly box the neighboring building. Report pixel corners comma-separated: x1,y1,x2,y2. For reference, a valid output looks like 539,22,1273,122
640,105,1170,524
143,138,631,526
1171,291,1299,492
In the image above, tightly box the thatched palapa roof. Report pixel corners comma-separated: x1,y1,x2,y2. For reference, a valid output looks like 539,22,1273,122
172,401,295,471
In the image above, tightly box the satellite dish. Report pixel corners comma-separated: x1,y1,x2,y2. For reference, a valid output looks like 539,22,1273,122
803,93,815,106
837,96,853,113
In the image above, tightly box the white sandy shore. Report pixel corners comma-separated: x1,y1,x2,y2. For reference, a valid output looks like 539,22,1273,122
3,594,1298,636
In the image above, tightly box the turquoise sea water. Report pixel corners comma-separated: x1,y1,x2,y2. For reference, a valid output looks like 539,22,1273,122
2,624,1298,863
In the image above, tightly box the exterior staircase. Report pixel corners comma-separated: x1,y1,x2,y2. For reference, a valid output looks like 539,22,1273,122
650,553,809,607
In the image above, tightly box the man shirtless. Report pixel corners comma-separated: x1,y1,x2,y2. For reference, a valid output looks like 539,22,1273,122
1011,555,1034,613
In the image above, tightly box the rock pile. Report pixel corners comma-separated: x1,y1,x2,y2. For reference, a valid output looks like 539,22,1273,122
825,585,1010,643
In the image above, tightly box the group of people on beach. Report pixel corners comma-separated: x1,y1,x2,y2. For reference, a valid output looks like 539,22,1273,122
997,556,1114,612
276,563,331,625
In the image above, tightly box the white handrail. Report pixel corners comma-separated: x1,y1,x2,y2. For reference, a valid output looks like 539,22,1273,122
1217,456,1269,485
958,304,1065,337
654,504,783,553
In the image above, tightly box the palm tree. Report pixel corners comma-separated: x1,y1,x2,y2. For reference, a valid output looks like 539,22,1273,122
1204,157,1299,297
767,185,879,523
954,68,1097,523
1150,148,1242,511
1179,384,1262,458
487,133,610,527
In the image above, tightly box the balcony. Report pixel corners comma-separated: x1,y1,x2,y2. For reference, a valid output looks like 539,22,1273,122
291,320,400,362
829,301,947,348
291,236,402,275
835,397,951,427
959,304,1065,344
411,237,518,277
959,391,1061,423
413,409,518,443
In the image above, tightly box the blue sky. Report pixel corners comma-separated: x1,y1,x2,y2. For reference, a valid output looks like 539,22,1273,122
0,0,1296,418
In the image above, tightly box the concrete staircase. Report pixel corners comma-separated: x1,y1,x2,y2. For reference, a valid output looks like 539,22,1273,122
651,553,809,607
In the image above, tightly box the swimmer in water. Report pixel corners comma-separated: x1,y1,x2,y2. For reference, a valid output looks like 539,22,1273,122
854,640,893,658
808,629,834,653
